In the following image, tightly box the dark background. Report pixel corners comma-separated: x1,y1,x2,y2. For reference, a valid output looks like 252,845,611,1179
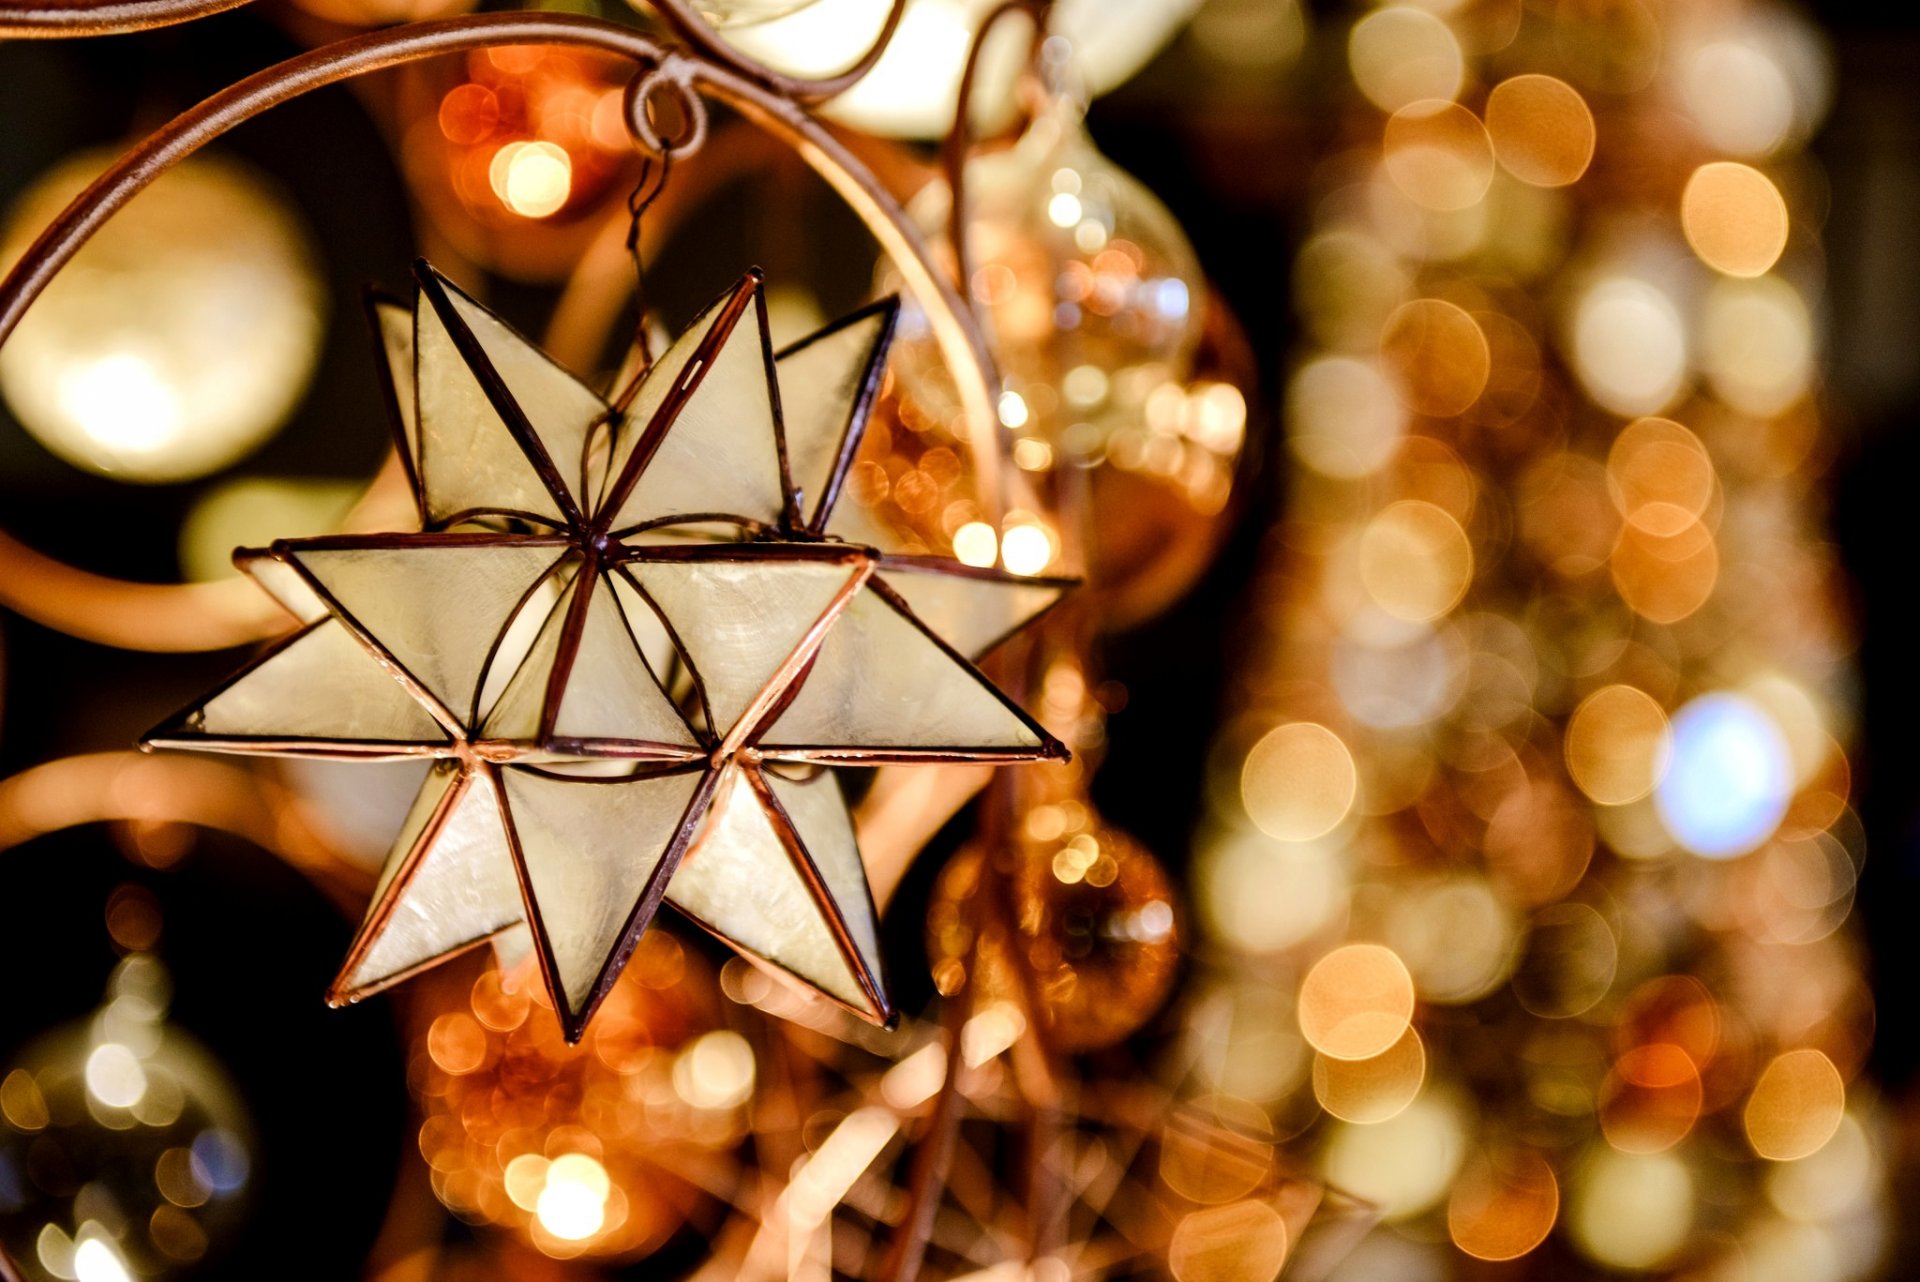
2,1,1918,1275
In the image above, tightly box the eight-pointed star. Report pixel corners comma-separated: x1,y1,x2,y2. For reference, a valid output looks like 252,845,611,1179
146,261,1070,1041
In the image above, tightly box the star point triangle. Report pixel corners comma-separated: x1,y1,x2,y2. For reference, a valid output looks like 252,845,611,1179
412,264,593,528
775,296,898,531
666,763,889,1024
760,582,1063,761
144,616,450,758
285,537,567,730
330,763,525,1003
602,271,790,534
499,765,713,1040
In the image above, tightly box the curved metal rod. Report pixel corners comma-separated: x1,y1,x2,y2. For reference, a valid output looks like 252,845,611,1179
0,11,1002,651
941,0,1049,300
645,0,911,104
1,0,907,108
0,0,249,38
0,751,373,911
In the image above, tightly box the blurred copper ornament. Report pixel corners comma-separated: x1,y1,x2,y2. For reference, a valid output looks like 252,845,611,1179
1011,812,1180,1052
926,812,1179,1055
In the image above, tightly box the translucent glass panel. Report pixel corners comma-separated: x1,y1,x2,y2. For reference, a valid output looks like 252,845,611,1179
666,766,875,1014
624,557,859,734
432,271,607,511
289,541,565,728
372,297,418,468
763,769,884,999
154,617,448,755
238,550,328,624
501,767,705,1024
605,277,788,532
606,569,691,703
775,300,895,529
482,569,697,753
878,565,1065,660
763,586,1045,754
339,765,523,997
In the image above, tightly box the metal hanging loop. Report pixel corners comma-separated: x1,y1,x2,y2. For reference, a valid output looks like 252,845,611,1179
624,55,710,160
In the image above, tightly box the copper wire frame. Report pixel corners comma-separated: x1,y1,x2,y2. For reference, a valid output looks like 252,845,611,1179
139,267,1068,1040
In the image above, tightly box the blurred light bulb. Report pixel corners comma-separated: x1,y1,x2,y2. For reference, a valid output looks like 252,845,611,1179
724,0,1201,138
694,0,822,26
0,150,326,483
1656,693,1793,859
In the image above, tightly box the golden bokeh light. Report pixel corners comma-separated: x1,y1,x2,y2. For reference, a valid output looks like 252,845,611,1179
1570,1149,1693,1270
1606,416,1716,537
1702,274,1815,417
1598,1043,1704,1153
1682,161,1790,277
1379,298,1490,417
1684,38,1798,157
1383,101,1495,211
1611,515,1719,624
1483,779,1597,907
1321,1092,1465,1220
1485,75,1596,187
1240,723,1358,842
1566,685,1672,806
1286,355,1406,479
488,140,573,219
1294,229,1409,351
1382,874,1519,1003
1745,1048,1846,1161
1197,832,1348,954
1312,1026,1425,1123
1167,1200,1290,1282
1348,6,1463,113
1448,1148,1559,1261
1298,943,1416,1061
1569,277,1688,416
1357,500,1473,622
1768,1112,1876,1223
0,151,325,482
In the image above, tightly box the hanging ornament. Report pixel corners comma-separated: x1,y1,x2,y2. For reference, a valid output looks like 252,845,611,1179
0,956,253,1280
143,260,1070,1041
0,150,325,483
876,46,1251,623
888,68,1205,469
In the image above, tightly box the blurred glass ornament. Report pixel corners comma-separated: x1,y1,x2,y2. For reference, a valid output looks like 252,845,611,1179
876,63,1246,622
398,50,638,281
410,936,731,1262
887,76,1205,452
0,151,325,483
0,956,254,1280
722,0,1201,138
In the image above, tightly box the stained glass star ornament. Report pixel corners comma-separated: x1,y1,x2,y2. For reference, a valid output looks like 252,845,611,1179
145,260,1071,1041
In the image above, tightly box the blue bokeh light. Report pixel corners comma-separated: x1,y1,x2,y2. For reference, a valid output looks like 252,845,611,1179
1654,693,1793,860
